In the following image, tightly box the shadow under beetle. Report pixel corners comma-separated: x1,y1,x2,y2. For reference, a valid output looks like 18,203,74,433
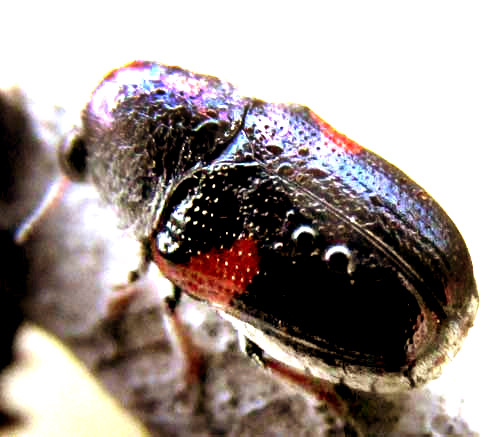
58,61,478,397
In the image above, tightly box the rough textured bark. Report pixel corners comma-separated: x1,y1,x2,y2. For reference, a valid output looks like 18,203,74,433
0,88,478,436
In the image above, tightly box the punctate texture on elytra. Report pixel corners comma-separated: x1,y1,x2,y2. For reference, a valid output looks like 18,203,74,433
69,61,478,393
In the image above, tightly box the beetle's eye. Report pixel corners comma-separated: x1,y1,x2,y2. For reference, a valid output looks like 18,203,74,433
58,131,88,182
323,245,354,275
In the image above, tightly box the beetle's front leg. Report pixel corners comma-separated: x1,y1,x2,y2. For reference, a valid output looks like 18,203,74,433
105,238,152,319
107,245,205,383
238,331,265,367
162,285,206,383
163,284,182,315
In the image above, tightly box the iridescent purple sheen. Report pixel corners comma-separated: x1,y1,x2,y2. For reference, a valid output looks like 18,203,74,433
88,61,246,129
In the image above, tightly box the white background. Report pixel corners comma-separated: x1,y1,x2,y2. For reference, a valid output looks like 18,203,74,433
1,1,498,435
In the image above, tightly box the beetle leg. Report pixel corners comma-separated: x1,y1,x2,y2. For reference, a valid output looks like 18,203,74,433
126,238,152,282
105,239,152,319
238,332,266,367
163,285,182,315
162,286,205,383
237,339,364,436
264,358,363,436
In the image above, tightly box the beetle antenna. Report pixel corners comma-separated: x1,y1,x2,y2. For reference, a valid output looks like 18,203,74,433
15,176,70,244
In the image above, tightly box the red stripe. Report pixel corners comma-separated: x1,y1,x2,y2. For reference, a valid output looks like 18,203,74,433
309,111,362,154
153,237,260,308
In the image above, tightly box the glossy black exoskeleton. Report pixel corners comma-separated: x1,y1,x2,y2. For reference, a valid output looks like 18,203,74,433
60,61,478,394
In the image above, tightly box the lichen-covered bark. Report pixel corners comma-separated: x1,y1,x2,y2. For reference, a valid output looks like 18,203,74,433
0,89,478,436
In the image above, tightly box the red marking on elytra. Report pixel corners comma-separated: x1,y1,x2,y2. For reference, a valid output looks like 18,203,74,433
153,237,260,308
309,111,363,154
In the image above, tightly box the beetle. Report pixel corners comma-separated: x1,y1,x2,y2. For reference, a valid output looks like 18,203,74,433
57,60,478,397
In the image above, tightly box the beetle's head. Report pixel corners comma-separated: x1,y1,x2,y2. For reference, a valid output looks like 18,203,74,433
59,61,248,239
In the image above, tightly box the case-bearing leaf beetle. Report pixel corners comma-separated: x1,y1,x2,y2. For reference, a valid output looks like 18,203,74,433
56,61,477,401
